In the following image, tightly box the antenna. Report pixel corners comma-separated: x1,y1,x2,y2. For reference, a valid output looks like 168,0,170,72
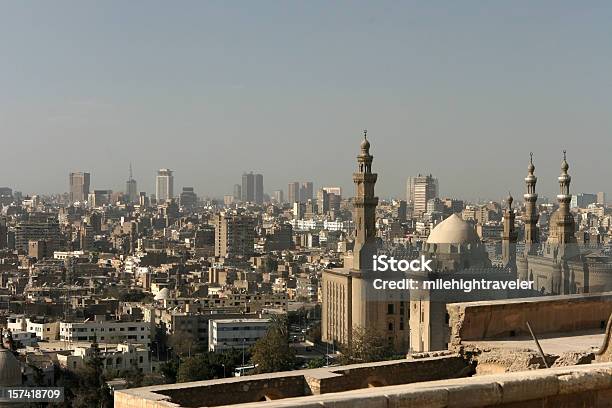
129,163,133,180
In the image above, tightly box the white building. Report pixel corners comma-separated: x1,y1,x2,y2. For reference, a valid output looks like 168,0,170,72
6,315,60,341
156,168,174,202
208,318,271,353
57,343,153,373
59,317,151,346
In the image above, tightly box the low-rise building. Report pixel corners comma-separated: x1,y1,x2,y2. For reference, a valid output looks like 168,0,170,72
208,318,271,352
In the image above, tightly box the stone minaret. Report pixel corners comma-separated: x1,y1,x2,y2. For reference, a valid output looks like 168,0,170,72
502,193,517,275
555,151,576,245
523,153,539,255
352,130,379,271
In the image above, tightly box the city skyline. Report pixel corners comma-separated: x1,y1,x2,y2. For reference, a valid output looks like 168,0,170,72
3,147,609,204
2,2,612,199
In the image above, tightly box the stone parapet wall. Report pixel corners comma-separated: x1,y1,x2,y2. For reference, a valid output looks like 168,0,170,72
447,292,612,346
202,363,612,408
114,355,471,407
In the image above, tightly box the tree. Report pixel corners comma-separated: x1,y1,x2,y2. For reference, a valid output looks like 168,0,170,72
338,326,395,365
71,340,113,408
251,315,297,373
168,331,200,357
306,357,326,369
176,350,244,382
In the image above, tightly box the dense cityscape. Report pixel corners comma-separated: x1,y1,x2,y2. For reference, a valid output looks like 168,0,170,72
1,133,612,406
4,2,612,407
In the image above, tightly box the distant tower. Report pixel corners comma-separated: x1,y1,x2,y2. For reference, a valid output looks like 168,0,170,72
352,130,378,270
502,193,517,275
156,169,174,202
255,173,264,205
69,172,91,203
126,164,138,204
241,172,255,202
523,153,539,255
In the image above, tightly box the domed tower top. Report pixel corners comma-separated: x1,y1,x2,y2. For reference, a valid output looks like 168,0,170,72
561,150,569,173
527,152,535,174
357,129,373,174
558,150,571,200
360,129,370,153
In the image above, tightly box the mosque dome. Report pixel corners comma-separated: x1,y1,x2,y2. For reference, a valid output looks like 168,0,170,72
426,214,480,245
0,346,21,386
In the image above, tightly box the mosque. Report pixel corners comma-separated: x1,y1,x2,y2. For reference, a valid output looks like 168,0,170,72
323,136,612,354
516,153,612,295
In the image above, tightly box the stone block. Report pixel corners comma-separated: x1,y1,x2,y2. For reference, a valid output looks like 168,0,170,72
496,373,559,403
386,387,448,408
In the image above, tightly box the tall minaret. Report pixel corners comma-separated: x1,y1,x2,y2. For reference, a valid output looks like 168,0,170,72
502,193,517,274
352,130,378,271
523,153,539,255
555,150,576,245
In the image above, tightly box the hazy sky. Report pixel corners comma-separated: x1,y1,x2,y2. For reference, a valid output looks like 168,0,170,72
1,1,611,202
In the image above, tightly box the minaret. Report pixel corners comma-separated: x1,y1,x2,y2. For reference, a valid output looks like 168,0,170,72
556,150,576,245
352,130,378,271
523,153,539,255
502,193,517,274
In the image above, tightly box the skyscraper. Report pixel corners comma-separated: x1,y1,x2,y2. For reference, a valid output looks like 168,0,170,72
241,172,255,202
69,172,90,203
255,173,264,205
273,190,284,204
300,182,314,203
233,184,242,202
156,169,174,202
288,182,300,204
407,174,438,216
125,164,138,204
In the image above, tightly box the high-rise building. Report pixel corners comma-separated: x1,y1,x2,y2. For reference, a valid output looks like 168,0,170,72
69,172,91,203
300,182,314,203
317,189,329,214
233,184,242,202
322,187,341,196
156,169,174,202
125,164,138,204
89,190,112,208
241,172,255,202
407,174,438,216
288,182,300,204
597,192,606,205
0,217,7,249
273,190,284,204
180,187,198,208
255,174,264,205
214,211,255,258
571,193,597,209
0,187,13,205
14,216,60,253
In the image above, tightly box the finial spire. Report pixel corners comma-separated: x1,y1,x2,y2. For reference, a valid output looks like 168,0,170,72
530,152,533,164
563,149,567,161
363,129,367,139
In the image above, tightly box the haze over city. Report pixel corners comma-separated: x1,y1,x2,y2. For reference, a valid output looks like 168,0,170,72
2,1,612,200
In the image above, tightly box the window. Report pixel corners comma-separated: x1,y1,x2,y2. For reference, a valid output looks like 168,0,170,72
387,304,394,315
